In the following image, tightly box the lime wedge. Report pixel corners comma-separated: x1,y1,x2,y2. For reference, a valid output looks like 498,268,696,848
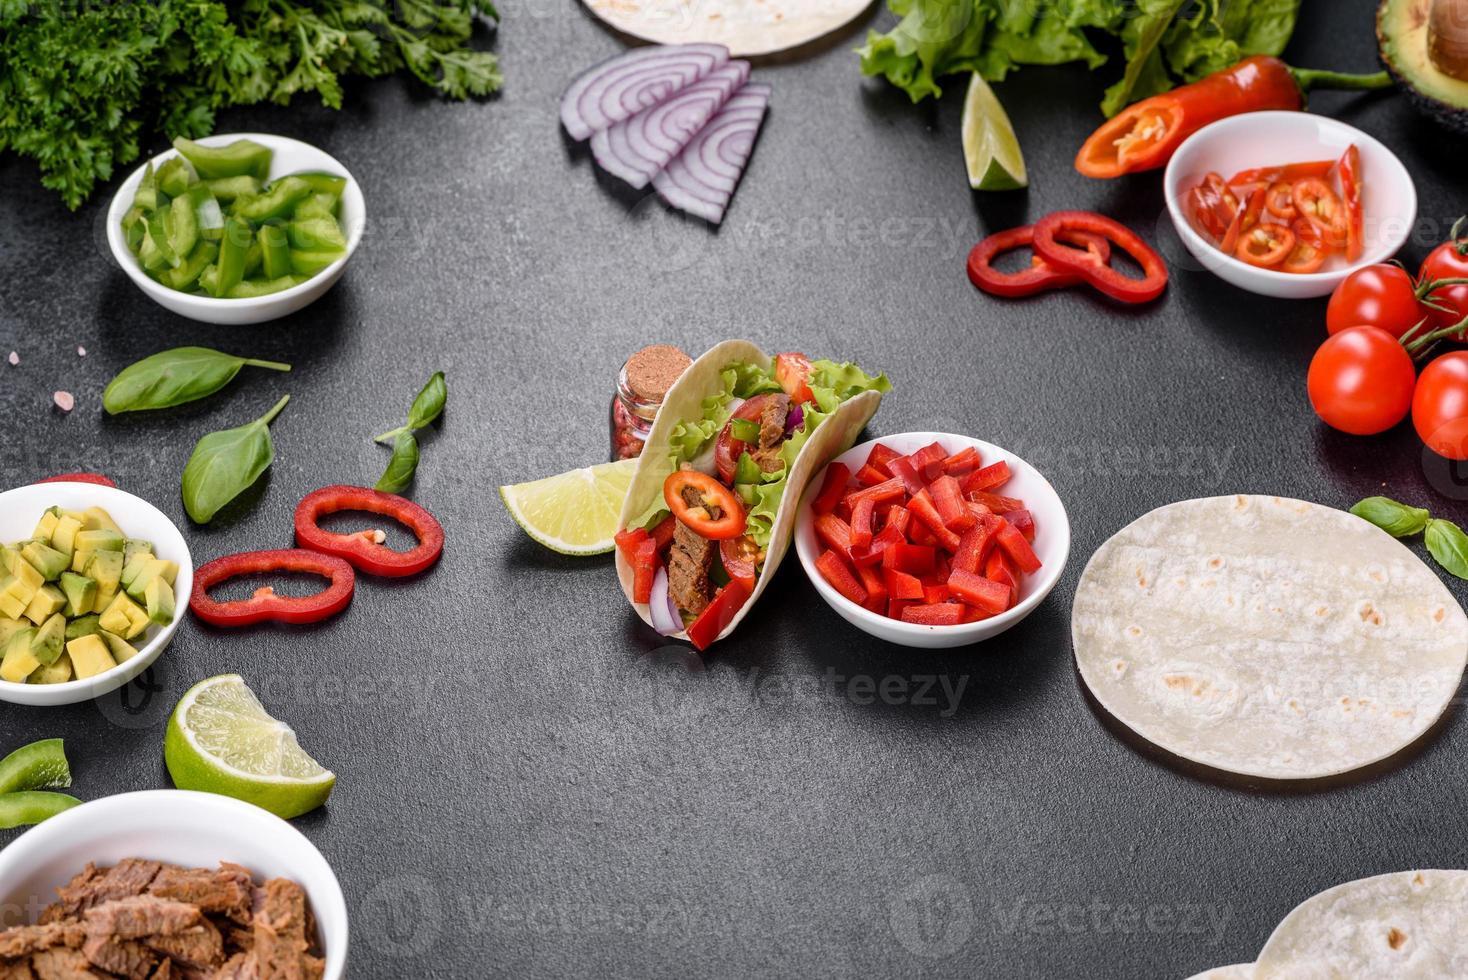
962,73,1027,191
499,457,638,556
164,674,335,820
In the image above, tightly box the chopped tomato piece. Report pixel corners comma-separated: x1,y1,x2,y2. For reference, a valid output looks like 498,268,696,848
774,352,815,405
948,568,1011,614
962,460,1011,494
649,515,676,551
996,521,1042,573
632,537,659,604
901,603,965,626
814,513,853,557
816,549,867,606
614,527,649,565
686,576,753,651
720,535,760,586
811,463,850,515
850,496,876,550
882,542,936,575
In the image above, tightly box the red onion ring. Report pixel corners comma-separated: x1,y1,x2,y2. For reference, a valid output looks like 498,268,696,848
652,82,770,225
561,44,730,142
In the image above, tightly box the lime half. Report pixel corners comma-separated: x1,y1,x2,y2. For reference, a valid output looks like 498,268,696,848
165,674,335,820
500,457,638,556
962,73,1027,191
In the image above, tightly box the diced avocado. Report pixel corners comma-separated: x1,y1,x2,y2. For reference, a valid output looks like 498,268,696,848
50,516,82,557
32,511,59,545
99,592,149,640
1,629,40,683
120,553,151,591
126,557,177,600
32,653,73,685
123,539,154,568
9,557,42,596
65,614,100,640
100,631,140,665
59,572,98,618
29,613,65,666
0,583,25,621
20,541,68,581
0,544,20,576
84,552,124,610
70,548,92,574
22,585,66,626
83,507,122,535
144,576,175,626
65,635,116,679
75,529,124,554
1379,0,1468,134
0,618,26,646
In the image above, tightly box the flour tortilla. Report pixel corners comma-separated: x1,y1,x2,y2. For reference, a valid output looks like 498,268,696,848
1254,870,1468,978
615,339,882,645
1184,967,1253,980
583,0,873,56
1072,495,1468,780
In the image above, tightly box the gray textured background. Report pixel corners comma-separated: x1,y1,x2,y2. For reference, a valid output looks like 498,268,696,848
3,0,1468,976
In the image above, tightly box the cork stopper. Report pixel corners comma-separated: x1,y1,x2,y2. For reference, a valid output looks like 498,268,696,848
624,345,692,403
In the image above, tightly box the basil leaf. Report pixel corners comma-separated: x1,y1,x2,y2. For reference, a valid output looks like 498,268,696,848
181,395,290,524
1350,496,1431,538
103,347,290,414
406,371,447,430
375,430,419,495
1425,519,1468,580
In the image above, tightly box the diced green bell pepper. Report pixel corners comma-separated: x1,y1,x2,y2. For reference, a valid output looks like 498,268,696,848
211,216,252,298
289,249,341,276
133,162,158,211
172,137,272,180
166,193,198,260
159,242,218,291
122,206,146,253
734,452,762,486
288,215,346,253
290,171,347,203
188,184,225,242
155,156,194,198
225,276,305,299
234,176,311,223
205,176,261,202
145,209,180,269
259,223,292,280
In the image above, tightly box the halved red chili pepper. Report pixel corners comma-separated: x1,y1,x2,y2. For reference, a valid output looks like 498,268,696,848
294,485,445,577
664,470,746,540
34,472,115,487
966,225,1112,298
190,548,355,627
1032,211,1168,304
1337,144,1364,263
685,575,752,651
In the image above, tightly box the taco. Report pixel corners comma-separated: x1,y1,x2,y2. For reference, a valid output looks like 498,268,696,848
614,341,890,650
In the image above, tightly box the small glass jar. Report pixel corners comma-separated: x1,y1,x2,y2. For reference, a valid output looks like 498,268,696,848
610,345,693,461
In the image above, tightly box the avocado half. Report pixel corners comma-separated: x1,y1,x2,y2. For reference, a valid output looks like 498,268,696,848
1379,0,1468,133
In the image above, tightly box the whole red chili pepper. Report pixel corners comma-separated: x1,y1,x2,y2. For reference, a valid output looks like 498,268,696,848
34,472,116,487
1075,56,1390,179
294,485,445,577
190,549,355,627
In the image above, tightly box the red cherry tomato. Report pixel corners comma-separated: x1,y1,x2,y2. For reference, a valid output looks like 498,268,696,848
719,535,761,585
713,393,784,485
1413,352,1468,459
1307,326,1416,435
1420,231,1468,332
1326,265,1426,339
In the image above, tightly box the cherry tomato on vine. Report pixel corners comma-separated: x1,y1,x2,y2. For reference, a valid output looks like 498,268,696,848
1420,228,1468,332
1413,352,1468,459
1326,265,1425,339
1307,326,1416,435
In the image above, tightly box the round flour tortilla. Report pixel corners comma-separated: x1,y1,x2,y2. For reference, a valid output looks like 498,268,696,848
1254,870,1468,978
582,0,873,56
1072,495,1468,780
1184,966,1253,980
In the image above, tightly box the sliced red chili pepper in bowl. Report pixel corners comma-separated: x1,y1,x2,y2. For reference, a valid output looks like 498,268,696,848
1265,181,1297,221
1336,144,1364,263
34,472,116,487
1032,211,1168,304
1236,224,1296,268
294,485,445,577
190,549,355,627
1293,177,1348,250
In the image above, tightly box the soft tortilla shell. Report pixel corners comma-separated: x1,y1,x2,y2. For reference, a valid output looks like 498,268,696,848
1184,967,1253,980
1072,495,1468,780
582,0,872,56
1255,870,1468,978
615,339,882,645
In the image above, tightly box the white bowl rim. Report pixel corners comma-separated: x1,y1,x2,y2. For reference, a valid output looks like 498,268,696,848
0,482,192,697
0,789,348,975
1163,111,1417,285
794,431,1072,638
105,132,365,310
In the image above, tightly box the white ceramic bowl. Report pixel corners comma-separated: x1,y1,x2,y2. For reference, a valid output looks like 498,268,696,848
0,790,348,978
105,133,365,325
1164,111,1416,299
0,482,192,706
793,433,1070,649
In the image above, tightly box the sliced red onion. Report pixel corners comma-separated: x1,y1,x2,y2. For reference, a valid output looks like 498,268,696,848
653,81,770,225
591,61,750,190
649,566,683,636
784,404,804,435
561,44,730,142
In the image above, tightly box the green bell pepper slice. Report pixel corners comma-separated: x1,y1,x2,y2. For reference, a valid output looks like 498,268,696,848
155,156,194,199
145,209,180,269
188,184,225,242
0,790,81,829
289,171,347,202
133,162,158,211
167,193,198,260
289,248,341,277
159,242,219,291
172,137,272,180
288,215,346,253
0,738,70,795
205,176,262,202
122,206,146,253
259,223,292,280
211,216,253,298
225,275,305,299
234,176,311,224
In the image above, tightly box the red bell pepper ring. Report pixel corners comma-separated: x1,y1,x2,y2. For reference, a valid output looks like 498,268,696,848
35,472,116,487
686,575,753,651
966,225,1113,298
1032,211,1168,305
294,485,445,577
190,549,355,627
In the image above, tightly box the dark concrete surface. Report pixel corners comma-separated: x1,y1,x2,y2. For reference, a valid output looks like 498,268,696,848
3,0,1467,976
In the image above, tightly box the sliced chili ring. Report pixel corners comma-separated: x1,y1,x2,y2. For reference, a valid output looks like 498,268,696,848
295,485,445,577
1236,224,1296,268
1032,211,1168,304
1293,177,1348,250
664,470,746,540
190,549,355,627
966,225,1110,298
34,472,116,487
1282,240,1328,274
1337,144,1364,263
1265,181,1296,220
